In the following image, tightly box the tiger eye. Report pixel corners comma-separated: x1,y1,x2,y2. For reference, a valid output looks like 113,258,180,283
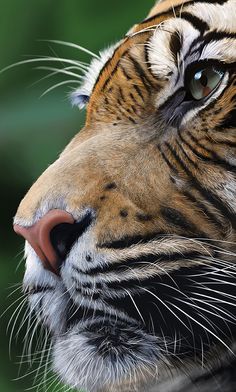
188,66,225,100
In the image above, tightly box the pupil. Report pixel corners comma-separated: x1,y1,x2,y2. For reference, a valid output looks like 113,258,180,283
200,73,208,87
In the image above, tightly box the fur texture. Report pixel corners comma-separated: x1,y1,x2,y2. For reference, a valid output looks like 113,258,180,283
14,0,236,391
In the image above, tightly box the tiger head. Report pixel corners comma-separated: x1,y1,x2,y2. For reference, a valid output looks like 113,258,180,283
13,1,236,391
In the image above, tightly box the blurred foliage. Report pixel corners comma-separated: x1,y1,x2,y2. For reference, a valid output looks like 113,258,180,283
0,1,154,391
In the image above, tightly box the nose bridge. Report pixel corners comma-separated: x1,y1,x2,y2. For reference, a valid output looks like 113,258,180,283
13,126,161,260
14,128,164,229
15,126,143,221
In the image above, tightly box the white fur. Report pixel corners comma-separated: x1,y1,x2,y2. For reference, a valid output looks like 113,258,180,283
186,2,236,32
71,45,118,108
147,1,235,125
20,2,236,391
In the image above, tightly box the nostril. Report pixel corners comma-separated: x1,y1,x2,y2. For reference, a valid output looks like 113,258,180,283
14,209,94,276
50,213,94,261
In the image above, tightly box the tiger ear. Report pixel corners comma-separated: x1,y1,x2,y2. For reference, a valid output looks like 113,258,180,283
70,91,90,109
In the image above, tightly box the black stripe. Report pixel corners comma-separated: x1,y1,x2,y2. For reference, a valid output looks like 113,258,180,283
105,261,236,356
165,142,236,228
120,65,132,80
130,92,139,106
176,138,199,169
72,249,208,277
66,303,118,329
169,32,183,67
184,131,236,173
217,107,236,130
193,356,236,385
118,87,125,102
212,139,236,148
203,31,236,44
190,31,236,61
26,285,53,295
133,84,145,102
178,130,212,162
184,33,236,63
180,12,209,33
127,116,137,124
104,253,208,290
128,54,156,92
159,146,178,173
140,0,229,27
160,206,206,236
99,48,129,92
182,190,227,232
98,232,166,249
160,144,227,232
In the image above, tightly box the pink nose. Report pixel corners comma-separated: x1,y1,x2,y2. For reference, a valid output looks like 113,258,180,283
14,209,75,275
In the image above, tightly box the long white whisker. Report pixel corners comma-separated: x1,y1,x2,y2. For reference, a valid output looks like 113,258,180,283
32,56,88,70
36,66,84,79
1,57,88,74
1,292,26,318
39,39,99,59
40,80,80,97
169,302,234,354
191,296,236,324
191,291,236,309
175,297,232,334
124,289,145,323
7,297,28,358
7,284,22,298
140,287,193,333
31,66,85,88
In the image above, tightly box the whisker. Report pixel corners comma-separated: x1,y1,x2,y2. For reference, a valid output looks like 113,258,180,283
15,254,26,272
32,57,88,71
175,297,232,335
124,289,145,324
191,296,236,324
140,287,193,333
36,66,84,79
0,57,88,74
30,66,84,88
168,302,234,354
40,80,80,97
8,297,28,358
7,284,22,298
39,39,99,59
1,292,26,318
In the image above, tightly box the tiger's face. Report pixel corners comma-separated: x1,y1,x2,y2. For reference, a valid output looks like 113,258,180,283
14,1,236,391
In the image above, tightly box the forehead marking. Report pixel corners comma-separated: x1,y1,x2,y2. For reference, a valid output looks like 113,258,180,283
87,31,152,114
135,0,229,34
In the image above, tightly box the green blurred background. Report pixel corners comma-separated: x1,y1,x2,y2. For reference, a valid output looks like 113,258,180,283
0,1,154,391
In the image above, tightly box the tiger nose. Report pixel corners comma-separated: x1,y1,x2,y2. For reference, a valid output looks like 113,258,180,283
13,209,75,275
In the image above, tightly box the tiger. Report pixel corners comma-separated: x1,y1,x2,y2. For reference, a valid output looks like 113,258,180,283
13,0,236,391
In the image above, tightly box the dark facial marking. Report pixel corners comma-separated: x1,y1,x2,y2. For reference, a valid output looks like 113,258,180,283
169,31,183,66
120,209,129,218
100,195,107,201
105,182,117,190
136,213,152,222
